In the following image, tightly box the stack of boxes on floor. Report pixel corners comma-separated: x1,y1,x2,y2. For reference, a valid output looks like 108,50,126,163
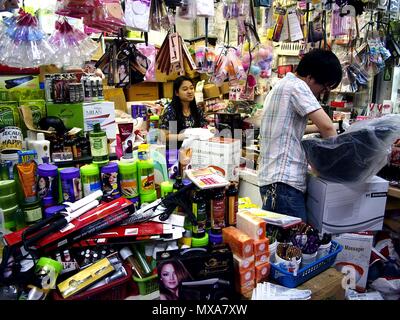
222,211,270,297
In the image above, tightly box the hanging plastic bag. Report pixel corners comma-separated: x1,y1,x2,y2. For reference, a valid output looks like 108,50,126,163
125,0,151,32
55,0,96,19
136,43,156,81
301,114,400,183
196,0,215,17
177,0,196,20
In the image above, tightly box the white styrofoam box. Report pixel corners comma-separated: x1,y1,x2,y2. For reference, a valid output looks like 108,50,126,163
306,174,388,234
191,138,241,166
238,169,263,208
83,101,116,139
333,233,374,292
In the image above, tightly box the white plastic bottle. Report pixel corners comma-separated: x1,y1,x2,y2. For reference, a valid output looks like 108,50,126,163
31,133,50,164
25,130,37,150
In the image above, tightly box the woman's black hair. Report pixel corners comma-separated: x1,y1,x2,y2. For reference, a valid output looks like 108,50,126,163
171,76,202,132
296,49,343,89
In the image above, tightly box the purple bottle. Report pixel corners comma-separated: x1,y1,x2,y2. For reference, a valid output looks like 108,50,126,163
60,168,82,202
37,163,58,203
101,162,121,200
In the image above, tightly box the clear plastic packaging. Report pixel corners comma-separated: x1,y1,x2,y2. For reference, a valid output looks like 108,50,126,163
48,19,98,68
0,9,55,68
301,114,400,183
125,0,152,32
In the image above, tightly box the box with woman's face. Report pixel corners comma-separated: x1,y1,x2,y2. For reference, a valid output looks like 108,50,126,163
156,244,236,300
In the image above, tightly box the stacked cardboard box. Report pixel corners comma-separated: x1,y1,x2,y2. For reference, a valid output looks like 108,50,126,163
191,137,241,182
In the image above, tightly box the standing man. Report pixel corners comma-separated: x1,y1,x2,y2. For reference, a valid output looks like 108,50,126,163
259,49,342,221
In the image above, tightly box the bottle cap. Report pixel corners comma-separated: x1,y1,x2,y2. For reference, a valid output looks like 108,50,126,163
37,133,45,141
119,247,134,261
101,161,119,174
150,115,159,121
118,160,137,174
80,164,100,176
36,257,63,275
192,232,209,248
160,181,173,197
93,123,101,132
208,231,223,245
60,167,80,180
140,190,157,204
37,163,58,177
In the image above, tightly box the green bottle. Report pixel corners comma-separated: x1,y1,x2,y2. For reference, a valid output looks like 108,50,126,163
89,123,109,165
137,144,156,198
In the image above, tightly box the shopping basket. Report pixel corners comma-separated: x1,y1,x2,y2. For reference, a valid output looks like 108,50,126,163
133,274,159,296
269,241,343,288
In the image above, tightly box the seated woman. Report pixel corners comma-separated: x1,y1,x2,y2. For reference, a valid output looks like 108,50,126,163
160,76,208,148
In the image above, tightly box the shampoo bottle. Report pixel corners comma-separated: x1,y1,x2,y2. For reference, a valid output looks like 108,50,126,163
31,133,50,164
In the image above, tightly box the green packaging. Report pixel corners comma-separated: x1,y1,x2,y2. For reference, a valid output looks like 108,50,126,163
0,102,21,128
80,164,101,197
137,144,155,196
19,99,46,129
46,102,84,130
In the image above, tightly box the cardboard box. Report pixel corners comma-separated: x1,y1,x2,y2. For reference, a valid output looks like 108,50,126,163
306,174,389,233
190,137,241,182
46,101,116,139
162,82,174,99
104,87,127,112
203,83,220,100
125,82,159,101
332,233,374,292
298,268,345,300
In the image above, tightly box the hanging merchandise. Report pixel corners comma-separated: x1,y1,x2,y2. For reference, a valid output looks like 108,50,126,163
210,47,247,86
125,0,152,32
177,0,197,20
287,7,304,42
48,19,98,68
253,0,272,7
196,0,215,17
83,0,125,34
149,0,170,31
96,32,150,87
155,31,197,76
55,0,96,19
136,43,157,81
0,9,55,68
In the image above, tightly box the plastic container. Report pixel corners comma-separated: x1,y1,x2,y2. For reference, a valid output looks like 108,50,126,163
269,240,278,263
44,205,65,219
37,163,58,201
80,164,101,197
0,151,18,179
22,200,42,225
225,183,238,226
118,161,139,201
270,241,343,288
140,190,157,206
0,180,16,197
133,274,159,296
60,168,82,202
301,251,318,268
101,162,120,199
0,192,17,209
160,181,173,198
316,241,332,260
191,232,209,248
192,189,207,237
137,144,155,196
2,204,18,230
31,133,50,165
275,252,302,274
89,123,109,165
209,230,223,246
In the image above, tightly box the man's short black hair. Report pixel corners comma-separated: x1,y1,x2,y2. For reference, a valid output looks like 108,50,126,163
296,49,343,89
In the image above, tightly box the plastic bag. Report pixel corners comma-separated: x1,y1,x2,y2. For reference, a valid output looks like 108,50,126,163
301,114,400,183
125,0,151,32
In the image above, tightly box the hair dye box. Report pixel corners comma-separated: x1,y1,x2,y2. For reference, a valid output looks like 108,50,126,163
156,244,237,300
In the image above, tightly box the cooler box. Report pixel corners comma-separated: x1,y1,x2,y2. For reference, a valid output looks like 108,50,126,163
306,174,388,233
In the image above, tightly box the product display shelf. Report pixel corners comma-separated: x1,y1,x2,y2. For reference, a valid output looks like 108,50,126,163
54,153,118,167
